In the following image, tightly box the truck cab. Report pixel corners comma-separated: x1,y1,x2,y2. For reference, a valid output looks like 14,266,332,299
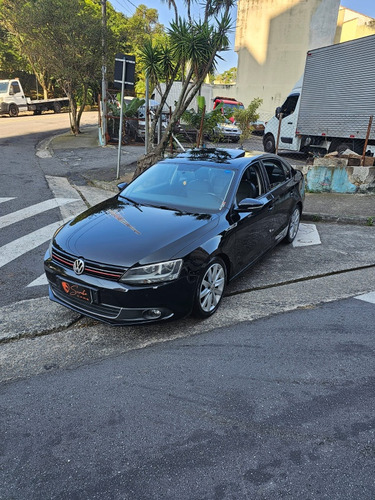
0,79,28,117
263,83,302,154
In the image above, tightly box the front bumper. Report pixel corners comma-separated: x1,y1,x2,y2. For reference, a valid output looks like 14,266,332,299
44,256,197,326
0,102,9,114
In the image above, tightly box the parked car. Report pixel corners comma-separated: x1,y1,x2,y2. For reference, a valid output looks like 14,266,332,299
209,119,241,142
44,149,304,325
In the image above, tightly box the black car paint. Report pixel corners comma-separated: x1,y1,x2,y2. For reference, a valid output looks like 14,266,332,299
44,149,304,325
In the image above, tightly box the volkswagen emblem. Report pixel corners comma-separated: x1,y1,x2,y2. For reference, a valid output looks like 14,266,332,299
73,258,85,275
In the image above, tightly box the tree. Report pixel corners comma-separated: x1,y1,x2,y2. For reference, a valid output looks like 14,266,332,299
0,25,27,77
233,98,263,148
215,66,236,84
182,106,227,145
1,0,104,134
134,0,235,176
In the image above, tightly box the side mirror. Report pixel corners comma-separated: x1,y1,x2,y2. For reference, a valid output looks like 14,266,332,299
236,198,265,211
117,182,128,191
275,106,282,119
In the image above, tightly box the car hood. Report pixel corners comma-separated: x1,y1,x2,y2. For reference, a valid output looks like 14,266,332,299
54,197,219,267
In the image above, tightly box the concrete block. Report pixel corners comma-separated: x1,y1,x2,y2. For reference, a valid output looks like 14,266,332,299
313,157,348,167
306,166,356,193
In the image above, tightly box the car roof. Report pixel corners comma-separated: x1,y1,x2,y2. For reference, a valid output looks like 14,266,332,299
163,148,291,172
169,148,264,168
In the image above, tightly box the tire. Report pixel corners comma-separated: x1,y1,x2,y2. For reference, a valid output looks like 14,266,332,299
9,104,19,117
263,133,275,153
284,206,301,244
193,257,227,318
53,102,61,113
328,140,351,155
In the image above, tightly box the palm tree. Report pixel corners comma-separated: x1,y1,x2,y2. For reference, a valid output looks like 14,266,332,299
135,0,235,176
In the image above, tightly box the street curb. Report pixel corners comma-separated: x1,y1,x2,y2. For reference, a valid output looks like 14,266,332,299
0,297,81,343
35,136,54,158
302,212,373,226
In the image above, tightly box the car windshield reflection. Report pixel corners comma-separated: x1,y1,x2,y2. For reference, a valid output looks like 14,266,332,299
120,161,235,213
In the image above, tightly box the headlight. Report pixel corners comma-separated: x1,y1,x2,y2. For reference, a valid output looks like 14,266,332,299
120,259,183,284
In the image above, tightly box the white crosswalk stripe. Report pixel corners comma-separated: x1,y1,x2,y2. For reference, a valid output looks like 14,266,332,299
0,198,78,229
0,220,66,268
0,197,16,204
293,223,321,247
27,274,48,287
355,291,375,305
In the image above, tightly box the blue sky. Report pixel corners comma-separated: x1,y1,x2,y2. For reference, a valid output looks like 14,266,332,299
111,0,375,73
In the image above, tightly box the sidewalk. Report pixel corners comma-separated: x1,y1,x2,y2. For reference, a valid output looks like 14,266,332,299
45,124,375,225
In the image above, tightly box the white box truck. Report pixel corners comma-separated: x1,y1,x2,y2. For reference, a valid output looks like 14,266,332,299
0,79,69,117
263,35,375,156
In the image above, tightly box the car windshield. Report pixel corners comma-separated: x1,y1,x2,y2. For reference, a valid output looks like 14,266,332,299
222,102,244,111
121,161,235,213
0,82,8,93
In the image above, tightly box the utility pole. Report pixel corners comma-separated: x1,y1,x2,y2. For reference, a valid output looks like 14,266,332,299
101,0,107,144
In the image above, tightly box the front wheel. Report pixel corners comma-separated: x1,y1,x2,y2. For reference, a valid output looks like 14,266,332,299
193,258,227,318
263,133,275,153
284,206,301,244
9,104,19,117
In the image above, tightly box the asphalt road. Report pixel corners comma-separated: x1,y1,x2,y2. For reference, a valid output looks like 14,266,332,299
0,111,99,306
1,111,375,499
1,297,375,499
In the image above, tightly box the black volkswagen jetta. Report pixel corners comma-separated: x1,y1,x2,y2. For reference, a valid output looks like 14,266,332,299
44,148,304,325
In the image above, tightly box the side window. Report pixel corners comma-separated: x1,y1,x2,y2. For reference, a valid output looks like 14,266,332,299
236,164,263,204
11,82,21,94
263,160,288,189
280,94,299,118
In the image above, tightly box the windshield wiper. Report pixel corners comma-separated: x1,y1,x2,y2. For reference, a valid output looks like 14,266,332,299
119,195,143,212
151,204,190,215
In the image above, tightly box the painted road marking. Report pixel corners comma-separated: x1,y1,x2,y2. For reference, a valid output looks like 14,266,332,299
354,291,375,304
0,198,78,229
0,220,67,268
293,223,321,248
0,197,16,204
27,274,48,287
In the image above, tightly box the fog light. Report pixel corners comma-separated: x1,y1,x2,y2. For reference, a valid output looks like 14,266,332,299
143,309,162,320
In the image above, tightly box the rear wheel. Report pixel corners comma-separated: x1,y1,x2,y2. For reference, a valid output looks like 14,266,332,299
53,102,62,113
263,133,275,153
193,258,226,318
9,104,19,117
284,206,301,244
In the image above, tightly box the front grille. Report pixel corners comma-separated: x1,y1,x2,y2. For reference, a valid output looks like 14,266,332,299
52,247,126,281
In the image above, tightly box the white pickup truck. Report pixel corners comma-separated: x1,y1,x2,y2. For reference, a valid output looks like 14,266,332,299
0,79,69,117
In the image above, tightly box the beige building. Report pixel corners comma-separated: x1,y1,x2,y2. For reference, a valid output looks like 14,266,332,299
234,0,375,122
335,6,375,42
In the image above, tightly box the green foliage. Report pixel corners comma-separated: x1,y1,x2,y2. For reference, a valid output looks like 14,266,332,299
108,97,145,117
1,0,103,132
366,216,374,226
182,105,225,140
233,97,263,145
215,66,237,84
137,1,235,161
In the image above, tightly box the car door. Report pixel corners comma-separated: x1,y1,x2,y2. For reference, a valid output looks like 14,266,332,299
230,162,275,276
260,158,295,244
9,81,28,111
